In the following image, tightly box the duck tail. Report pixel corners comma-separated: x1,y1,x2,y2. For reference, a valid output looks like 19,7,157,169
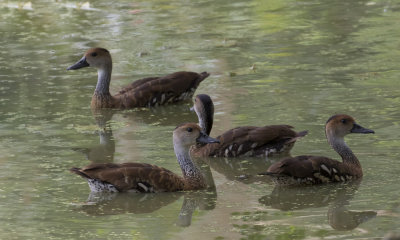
198,72,210,83
258,171,274,176
69,167,90,179
297,130,308,138
285,130,308,144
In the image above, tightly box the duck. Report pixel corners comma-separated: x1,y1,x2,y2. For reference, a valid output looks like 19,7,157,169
67,48,209,109
72,109,115,163
190,94,308,157
260,114,374,185
70,123,219,192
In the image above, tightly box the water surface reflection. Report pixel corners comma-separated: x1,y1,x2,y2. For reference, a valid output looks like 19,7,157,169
259,180,377,231
201,156,274,184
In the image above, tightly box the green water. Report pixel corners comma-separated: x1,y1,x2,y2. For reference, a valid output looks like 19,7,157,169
0,0,399,239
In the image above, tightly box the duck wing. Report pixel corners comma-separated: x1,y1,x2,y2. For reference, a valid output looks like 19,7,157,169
117,77,160,94
265,155,355,183
114,71,209,108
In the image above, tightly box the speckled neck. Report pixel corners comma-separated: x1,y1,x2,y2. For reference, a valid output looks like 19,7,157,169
327,134,361,168
95,65,112,95
174,144,206,189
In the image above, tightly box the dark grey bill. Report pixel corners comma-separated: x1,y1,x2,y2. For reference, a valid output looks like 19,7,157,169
351,123,375,134
67,56,89,70
196,132,219,144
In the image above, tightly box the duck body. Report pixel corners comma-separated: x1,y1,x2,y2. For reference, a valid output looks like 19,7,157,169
266,155,360,185
70,163,186,192
70,123,219,193
68,48,209,109
190,94,307,157
262,114,374,186
192,124,307,157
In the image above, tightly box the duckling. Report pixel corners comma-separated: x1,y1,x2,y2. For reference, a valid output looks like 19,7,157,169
67,48,209,109
190,94,308,157
261,114,374,185
70,123,219,192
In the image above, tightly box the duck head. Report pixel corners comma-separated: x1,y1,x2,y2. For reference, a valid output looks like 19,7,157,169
191,94,214,115
67,48,112,70
325,114,375,139
173,123,219,150
190,94,214,135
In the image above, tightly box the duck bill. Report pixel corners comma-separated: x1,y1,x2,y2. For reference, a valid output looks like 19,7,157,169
67,56,89,70
196,132,219,144
351,123,375,134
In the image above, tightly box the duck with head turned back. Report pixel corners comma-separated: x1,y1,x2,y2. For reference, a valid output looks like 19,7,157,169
190,94,308,158
70,123,219,192
67,48,209,109
261,114,374,185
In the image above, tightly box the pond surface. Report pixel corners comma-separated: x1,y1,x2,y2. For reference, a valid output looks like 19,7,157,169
0,0,399,239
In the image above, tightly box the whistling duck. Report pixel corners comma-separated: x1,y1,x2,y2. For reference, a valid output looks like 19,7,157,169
67,48,209,109
70,123,219,192
261,114,374,185
190,94,308,157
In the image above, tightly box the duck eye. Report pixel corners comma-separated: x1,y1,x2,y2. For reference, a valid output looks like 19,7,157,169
341,119,347,124
91,52,98,57
187,127,192,132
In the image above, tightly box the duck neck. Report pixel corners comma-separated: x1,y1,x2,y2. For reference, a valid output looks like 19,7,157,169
94,65,112,96
327,134,361,168
197,110,213,136
174,144,205,189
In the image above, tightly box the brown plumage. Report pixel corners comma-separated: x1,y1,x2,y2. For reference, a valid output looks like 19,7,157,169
70,163,185,192
70,123,219,193
190,94,308,157
261,114,375,185
67,48,209,109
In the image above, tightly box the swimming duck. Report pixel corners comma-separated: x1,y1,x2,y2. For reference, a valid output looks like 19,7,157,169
70,123,219,192
67,48,209,109
190,94,308,157
261,114,374,185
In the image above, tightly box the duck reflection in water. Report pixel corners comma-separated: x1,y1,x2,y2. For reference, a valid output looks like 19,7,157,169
72,109,116,163
259,180,377,230
72,103,198,164
200,156,276,184
121,102,199,126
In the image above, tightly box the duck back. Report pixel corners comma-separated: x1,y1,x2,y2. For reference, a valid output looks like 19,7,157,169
108,71,209,108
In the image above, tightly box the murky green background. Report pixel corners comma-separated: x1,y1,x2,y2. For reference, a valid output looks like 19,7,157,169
0,0,399,239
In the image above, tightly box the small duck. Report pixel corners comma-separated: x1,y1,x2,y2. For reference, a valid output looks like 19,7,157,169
190,94,308,157
67,48,209,109
261,114,374,185
70,123,219,192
